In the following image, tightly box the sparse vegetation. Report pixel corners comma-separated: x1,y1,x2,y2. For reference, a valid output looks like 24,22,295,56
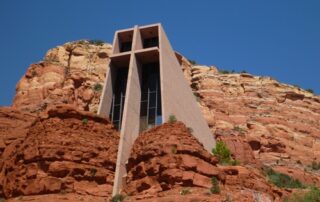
93,83,103,92
233,126,246,134
88,39,105,46
210,177,220,194
306,89,314,94
180,187,192,195
212,140,238,165
264,167,304,189
193,92,201,102
188,59,197,65
82,118,88,125
285,187,320,202
168,114,177,123
31,69,37,77
110,194,126,202
171,145,177,154
240,70,247,73
219,70,230,74
187,127,193,133
78,40,87,45
90,168,97,177
310,161,320,170
296,160,302,164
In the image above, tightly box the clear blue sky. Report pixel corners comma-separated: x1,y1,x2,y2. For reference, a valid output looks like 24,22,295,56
1,0,319,106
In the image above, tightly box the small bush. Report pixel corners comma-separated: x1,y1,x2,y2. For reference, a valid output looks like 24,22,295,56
296,160,302,164
88,39,105,46
171,146,177,154
180,187,191,195
264,167,304,189
311,161,320,170
219,70,230,74
90,168,97,177
306,88,314,94
286,187,320,202
168,114,177,123
212,140,234,165
210,177,220,194
187,127,193,133
93,83,103,92
110,194,126,202
82,118,88,125
78,40,87,45
188,59,197,65
31,70,37,77
241,70,247,73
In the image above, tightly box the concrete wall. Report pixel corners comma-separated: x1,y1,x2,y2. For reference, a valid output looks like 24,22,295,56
159,25,215,152
98,24,216,195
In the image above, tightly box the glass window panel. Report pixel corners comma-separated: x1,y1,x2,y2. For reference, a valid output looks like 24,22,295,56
140,101,148,116
148,108,156,124
149,92,156,108
156,116,162,125
113,106,120,121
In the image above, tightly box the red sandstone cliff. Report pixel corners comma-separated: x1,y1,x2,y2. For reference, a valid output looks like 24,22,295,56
0,41,319,201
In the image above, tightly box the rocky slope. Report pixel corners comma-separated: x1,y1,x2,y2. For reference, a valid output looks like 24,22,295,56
0,104,119,201
185,63,320,187
0,41,319,201
123,122,285,201
13,40,112,113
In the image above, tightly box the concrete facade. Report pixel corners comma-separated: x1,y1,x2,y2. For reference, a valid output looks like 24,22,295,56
98,24,216,195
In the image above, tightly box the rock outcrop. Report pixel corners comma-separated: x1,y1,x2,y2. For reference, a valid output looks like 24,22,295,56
182,59,320,186
13,40,112,113
0,104,119,201
123,122,284,201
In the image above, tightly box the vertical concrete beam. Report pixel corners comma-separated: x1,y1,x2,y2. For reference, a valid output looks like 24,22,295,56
158,24,215,152
98,62,113,116
112,26,142,195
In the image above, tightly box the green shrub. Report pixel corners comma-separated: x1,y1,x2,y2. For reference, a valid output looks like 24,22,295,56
210,177,220,194
168,114,177,123
306,89,314,94
188,59,197,65
110,194,126,202
82,118,88,125
90,168,97,177
171,146,177,154
285,187,320,202
88,39,105,46
180,187,191,195
219,70,230,74
212,140,235,165
93,83,103,92
264,167,304,189
78,40,87,45
241,70,247,73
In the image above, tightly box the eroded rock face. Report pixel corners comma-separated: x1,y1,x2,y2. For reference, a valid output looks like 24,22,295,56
0,104,119,199
124,122,284,201
182,60,320,183
13,40,112,113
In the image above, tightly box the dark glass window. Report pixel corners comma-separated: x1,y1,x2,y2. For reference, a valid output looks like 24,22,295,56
139,62,162,132
143,37,159,48
109,68,128,130
120,41,132,52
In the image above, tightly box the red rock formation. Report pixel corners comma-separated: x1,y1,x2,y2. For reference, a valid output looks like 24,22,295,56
124,122,285,201
0,104,119,200
13,40,112,113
